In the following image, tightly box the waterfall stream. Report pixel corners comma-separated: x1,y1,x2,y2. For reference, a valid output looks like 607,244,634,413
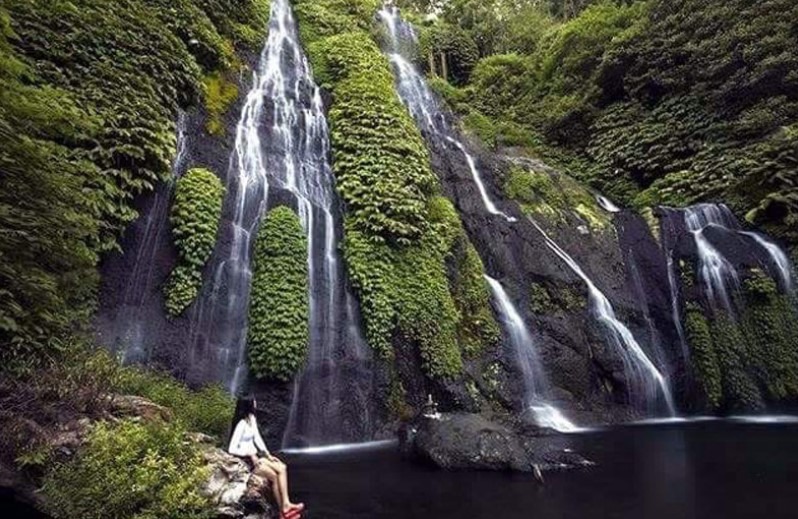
683,204,741,315
663,203,794,318
379,5,575,428
189,0,374,448
530,219,676,415
484,276,579,432
378,6,515,223
112,113,188,364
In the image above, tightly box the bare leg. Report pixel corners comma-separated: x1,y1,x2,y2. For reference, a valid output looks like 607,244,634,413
262,459,299,513
255,462,284,510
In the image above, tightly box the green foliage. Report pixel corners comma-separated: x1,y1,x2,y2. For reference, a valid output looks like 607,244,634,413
710,315,764,412
42,420,212,519
740,271,798,401
683,303,722,410
433,0,798,252
165,168,225,317
247,206,309,382
417,21,479,85
294,1,499,381
1,0,266,367
449,236,501,358
310,31,437,243
115,365,234,439
203,71,239,136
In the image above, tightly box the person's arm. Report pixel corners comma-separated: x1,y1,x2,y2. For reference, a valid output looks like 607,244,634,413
227,420,247,457
252,417,271,457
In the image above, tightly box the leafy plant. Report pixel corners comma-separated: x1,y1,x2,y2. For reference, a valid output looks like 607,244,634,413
42,420,213,519
248,206,309,381
164,168,225,317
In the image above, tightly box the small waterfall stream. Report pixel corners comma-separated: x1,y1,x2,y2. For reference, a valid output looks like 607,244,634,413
378,6,515,223
530,219,676,415
378,5,579,427
684,204,741,315
663,203,795,317
484,276,578,431
190,0,374,448
111,113,188,364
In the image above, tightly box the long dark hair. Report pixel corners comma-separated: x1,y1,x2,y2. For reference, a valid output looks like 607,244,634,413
227,397,256,445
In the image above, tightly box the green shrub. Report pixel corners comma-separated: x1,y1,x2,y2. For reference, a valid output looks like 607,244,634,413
247,206,308,381
165,168,225,317
294,2,477,381
114,366,234,439
42,420,212,519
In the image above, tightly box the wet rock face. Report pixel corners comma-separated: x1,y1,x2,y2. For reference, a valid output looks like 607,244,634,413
399,413,591,472
422,124,675,423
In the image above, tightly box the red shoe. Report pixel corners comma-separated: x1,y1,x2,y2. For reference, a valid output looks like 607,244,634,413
282,504,305,519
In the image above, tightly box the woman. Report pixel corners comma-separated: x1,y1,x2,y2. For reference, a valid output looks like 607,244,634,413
228,398,304,518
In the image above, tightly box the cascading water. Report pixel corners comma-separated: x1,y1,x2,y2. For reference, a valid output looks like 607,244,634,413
530,219,676,415
189,0,374,447
662,203,795,317
596,195,621,213
666,250,691,363
484,276,578,432
739,231,794,293
377,5,515,223
111,113,189,364
683,204,741,315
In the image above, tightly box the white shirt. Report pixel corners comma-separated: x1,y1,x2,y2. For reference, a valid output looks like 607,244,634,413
228,416,269,457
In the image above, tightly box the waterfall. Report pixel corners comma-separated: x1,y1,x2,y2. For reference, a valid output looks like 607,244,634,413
377,5,515,223
739,231,794,292
113,112,188,364
684,204,741,315
530,219,676,415
596,195,621,213
666,250,691,363
627,251,668,373
190,0,374,448
484,276,578,432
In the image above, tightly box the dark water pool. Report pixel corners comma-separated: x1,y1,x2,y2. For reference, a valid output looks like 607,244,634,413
285,419,798,519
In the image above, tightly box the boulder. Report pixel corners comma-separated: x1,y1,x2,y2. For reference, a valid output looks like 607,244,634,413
399,412,592,473
192,430,280,519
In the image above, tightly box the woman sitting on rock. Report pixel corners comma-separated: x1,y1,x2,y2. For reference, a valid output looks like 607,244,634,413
229,398,304,518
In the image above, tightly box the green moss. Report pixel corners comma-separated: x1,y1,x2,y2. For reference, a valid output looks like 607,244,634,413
529,281,585,315
202,71,239,136
504,165,610,231
294,1,502,382
450,240,501,357
42,420,212,519
711,316,763,411
165,168,225,317
740,271,798,400
684,303,722,410
247,206,308,382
